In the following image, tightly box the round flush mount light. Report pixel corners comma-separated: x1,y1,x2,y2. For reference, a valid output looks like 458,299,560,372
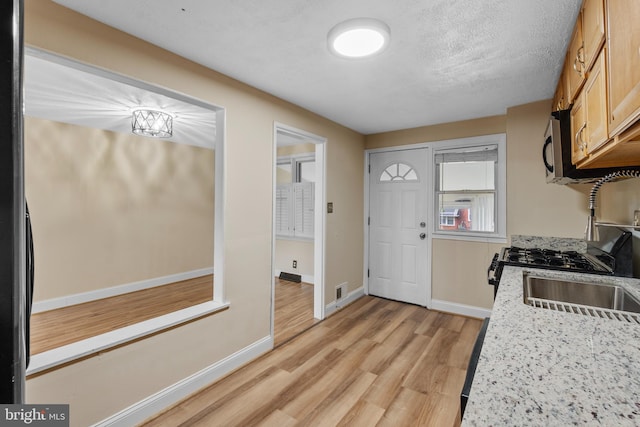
328,18,390,59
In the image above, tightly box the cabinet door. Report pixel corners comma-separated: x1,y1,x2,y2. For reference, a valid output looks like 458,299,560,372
553,70,567,111
571,92,587,164
582,0,605,71
607,0,640,135
584,49,608,154
567,17,585,103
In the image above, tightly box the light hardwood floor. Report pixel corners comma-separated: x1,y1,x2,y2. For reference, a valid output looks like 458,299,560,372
142,296,482,427
30,275,214,355
30,275,313,356
274,278,318,347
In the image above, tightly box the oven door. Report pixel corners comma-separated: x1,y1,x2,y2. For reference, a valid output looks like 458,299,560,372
460,317,490,419
487,253,502,299
543,118,559,183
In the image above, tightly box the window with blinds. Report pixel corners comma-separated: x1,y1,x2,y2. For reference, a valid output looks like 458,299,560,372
435,144,498,234
276,156,315,240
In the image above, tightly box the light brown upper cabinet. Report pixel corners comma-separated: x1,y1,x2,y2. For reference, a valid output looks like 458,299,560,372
581,49,609,165
582,0,605,71
566,18,585,103
560,0,640,168
607,0,640,136
571,92,587,164
553,69,568,111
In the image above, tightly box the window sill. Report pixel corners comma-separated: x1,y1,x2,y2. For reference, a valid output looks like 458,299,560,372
275,236,314,243
27,300,229,377
432,232,507,244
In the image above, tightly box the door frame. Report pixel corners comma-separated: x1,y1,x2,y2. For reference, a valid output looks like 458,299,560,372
271,122,327,342
364,144,433,309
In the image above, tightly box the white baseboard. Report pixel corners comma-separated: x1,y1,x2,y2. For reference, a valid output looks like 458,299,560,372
274,269,314,285
430,299,492,319
93,335,273,427
33,267,214,313
325,286,365,317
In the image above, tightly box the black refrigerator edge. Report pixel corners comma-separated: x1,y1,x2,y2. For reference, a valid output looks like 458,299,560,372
0,0,26,403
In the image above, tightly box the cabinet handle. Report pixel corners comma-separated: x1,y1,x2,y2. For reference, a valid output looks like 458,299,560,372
575,123,587,152
573,46,585,74
577,46,584,63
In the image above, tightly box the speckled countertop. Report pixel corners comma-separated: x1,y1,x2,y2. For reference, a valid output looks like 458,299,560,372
461,266,640,426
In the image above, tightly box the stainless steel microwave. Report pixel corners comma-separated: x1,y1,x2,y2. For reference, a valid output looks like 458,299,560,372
543,109,637,184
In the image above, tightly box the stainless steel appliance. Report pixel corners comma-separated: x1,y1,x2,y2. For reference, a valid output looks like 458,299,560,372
543,109,639,184
487,247,613,298
0,0,27,403
460,317,490,419
488,229,633,298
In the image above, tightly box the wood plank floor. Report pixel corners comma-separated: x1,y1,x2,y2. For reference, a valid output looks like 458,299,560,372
141,296,482,427
274,279,318,347
30,275,214,355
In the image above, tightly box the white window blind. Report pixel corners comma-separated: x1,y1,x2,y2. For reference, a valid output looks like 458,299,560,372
276,182,314,239
276,184,292,236
434,141,502,236
294,182,314,239
276,154,315,240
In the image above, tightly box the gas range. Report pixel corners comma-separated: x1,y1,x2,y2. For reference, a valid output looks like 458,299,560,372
500,246,612,272
488,246,614,298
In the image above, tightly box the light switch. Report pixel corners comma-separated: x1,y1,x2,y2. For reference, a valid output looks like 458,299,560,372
327,202,334,213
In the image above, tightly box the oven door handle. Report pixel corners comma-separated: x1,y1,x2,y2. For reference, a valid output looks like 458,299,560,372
542,135,554,173
487,253,499,286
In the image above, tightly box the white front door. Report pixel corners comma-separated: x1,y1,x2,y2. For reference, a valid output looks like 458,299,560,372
368,148,430,306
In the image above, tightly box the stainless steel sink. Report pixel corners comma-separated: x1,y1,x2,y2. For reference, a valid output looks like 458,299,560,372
522,273,640,322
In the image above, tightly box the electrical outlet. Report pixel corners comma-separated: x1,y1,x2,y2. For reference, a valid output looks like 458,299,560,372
336,282,347,301
634,210,640,227
336,287,342,300
292,260,297,269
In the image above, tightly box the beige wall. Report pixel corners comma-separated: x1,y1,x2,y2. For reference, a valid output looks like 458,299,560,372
275,239,314,278
25,1,364,425
505,101,592,237
365,115,507,149
277,143,316,157
25,117,214,302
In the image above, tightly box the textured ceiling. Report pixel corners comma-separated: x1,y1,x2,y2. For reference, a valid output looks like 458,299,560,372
52,0,581,134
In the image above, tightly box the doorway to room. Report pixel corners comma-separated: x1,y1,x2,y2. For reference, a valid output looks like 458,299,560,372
272,123,326,346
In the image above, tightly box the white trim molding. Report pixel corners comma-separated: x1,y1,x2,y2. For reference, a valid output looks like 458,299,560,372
92,335,273,427
325,286,365,317
28,300,229,376
32,267,214,314
431,299,492,319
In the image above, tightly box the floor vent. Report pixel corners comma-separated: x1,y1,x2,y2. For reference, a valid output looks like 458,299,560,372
279,272,301,283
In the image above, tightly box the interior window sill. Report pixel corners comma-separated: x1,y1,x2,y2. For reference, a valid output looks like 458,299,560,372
27,300,229,377
275,235,314,243
432,232,507,244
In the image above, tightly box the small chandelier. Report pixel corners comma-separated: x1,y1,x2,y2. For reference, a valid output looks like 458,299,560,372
131,109,173,138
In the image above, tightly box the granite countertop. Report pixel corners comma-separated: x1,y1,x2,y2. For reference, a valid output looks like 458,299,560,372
461,266,640,426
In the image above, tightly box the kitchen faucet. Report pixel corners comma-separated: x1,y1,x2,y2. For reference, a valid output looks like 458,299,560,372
585,170,640,241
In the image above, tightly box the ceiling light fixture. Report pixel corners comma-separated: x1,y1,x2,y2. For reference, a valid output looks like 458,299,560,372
131,109,173,138
328,18,390,59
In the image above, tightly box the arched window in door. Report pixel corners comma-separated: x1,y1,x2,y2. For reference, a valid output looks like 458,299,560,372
379,162,418,182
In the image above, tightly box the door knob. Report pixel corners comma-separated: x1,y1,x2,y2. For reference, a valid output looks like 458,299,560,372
419,233,426,240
